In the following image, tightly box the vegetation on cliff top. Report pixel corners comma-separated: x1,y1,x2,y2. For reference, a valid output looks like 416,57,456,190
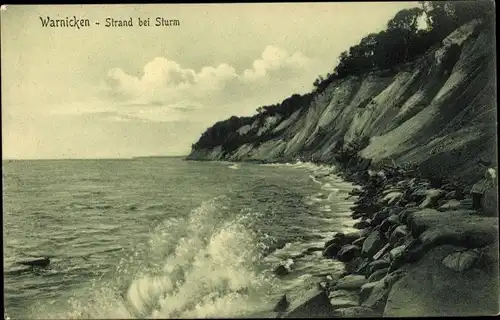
191,1,494,154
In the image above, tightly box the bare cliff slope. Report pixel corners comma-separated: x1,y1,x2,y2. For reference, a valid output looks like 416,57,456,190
188,20,497,189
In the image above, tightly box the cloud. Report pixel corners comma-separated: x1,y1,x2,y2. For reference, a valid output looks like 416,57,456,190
242,45,315,81
99,45,324,122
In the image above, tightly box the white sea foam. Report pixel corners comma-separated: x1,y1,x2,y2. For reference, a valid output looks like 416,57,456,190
28,198,279,319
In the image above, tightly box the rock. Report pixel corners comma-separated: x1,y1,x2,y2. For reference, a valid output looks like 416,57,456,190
330,298,359,309
352,211,365,219
354,258,371,275
351,202,382,216
324,236,342,248
359,281,379,304
349,188,363,196
352,237,366,247
361,279,389,311
332,306,377,317
274,265,290,276
389,245,406,261
371,210,390,226
438,199,462,211
478,180,498,216
323,243,342,258
382,187,402,196
344,256,364,274
274,294,290,312
335,231,363,244
337,245,361,262
398,207,419,224
406,209,498,249
384,244,499,317
471,178,490,194
366,260,390,276
335,274,367,290
385,224,398,242
389,225,408,246
353,220,371,229
304,247,324,254
359,228,372,237
381,191,403,205
367,268,389,283
379,218,393,234
444,190,458,200
442,249,480,272
372,243,391,261
362,231,386,258
283,288,335,318
410,185,431,202
17,257,50,268
459,197,473,209
419,189,445,208
328,289,359,301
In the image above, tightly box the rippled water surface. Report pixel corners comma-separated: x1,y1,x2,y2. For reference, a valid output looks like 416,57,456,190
3,158,358,319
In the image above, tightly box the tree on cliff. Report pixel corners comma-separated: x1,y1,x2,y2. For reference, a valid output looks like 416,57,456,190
312,0,493,94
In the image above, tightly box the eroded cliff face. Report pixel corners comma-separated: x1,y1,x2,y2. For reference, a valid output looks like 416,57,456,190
188,20,497,186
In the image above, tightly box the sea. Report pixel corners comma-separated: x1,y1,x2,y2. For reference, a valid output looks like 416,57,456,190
3,157,360,319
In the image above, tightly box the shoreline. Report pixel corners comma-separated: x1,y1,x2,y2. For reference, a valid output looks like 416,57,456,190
272,156,499,317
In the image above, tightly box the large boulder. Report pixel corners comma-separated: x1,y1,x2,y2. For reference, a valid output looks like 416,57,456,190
361,279,389,311
329,298,359,310
389,245,406,261
274,294,290,312
372,243,392,261
362,231,386,258
389,225,408,246
367,268,389,283
470,177,498,217
283,288,336,318
323,243,342,258
334,275,367,290
366,260,391,276
337,245,361,262
438,199,462,211
371,210,390,226
384,245,499,317
274,265,289,276
406,209,498,249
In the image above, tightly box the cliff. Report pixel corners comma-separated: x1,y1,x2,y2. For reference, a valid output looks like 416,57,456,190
188,19,496,190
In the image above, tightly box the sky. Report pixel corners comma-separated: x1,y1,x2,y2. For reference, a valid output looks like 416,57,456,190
2,2,420,159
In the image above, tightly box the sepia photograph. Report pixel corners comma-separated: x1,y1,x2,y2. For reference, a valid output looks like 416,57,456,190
2,1,498,319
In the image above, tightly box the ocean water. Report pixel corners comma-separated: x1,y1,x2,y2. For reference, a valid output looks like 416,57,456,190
3,158,359,319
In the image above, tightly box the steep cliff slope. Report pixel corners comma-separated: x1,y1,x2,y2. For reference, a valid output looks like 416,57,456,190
188,20,496,187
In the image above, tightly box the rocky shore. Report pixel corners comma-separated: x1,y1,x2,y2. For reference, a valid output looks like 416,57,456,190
272,155,499,318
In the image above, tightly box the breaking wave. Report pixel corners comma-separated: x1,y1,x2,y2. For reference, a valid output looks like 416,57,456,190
27,197,279,319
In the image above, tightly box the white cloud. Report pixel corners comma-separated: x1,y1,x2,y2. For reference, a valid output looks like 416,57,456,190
242,46,315,81
100,45,324,121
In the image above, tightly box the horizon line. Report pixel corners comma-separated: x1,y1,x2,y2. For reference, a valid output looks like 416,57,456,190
2,155,188,161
